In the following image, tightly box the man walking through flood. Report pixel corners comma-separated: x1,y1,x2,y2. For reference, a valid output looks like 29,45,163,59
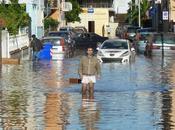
29,34,43,61
78,47,101,100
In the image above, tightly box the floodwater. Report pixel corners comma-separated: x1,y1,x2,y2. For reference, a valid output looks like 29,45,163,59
1,52,175,130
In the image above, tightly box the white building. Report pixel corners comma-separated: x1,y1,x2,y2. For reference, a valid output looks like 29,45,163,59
112,0,131,14
19,0,44,39
0,0,10,3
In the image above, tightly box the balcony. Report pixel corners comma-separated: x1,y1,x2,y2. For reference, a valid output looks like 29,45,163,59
79,2,113,8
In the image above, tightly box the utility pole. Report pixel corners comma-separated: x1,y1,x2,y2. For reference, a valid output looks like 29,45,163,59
138,0,141,27
135,0,141,27
60,0,65,27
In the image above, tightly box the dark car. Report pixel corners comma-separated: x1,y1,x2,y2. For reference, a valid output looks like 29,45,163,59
74,26,88,33
115,25,140,39
74,32,108,49
124,25,140,39
136,28,155,37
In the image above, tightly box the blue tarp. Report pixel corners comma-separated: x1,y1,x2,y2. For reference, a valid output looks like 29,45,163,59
38,42,52,60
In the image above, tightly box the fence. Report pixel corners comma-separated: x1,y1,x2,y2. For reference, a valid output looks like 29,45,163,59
1,28,29,58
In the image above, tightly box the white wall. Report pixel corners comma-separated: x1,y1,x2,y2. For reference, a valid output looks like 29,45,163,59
1,29,29,58
1,30,10,58
113,0,131,14
25,0,44,39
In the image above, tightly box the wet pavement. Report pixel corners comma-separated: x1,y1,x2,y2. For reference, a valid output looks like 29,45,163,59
1,51,175,130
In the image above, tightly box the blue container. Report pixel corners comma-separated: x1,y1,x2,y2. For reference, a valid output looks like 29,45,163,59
38,42,53,60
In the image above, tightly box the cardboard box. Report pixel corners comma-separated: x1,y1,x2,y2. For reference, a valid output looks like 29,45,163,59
69,78,81,84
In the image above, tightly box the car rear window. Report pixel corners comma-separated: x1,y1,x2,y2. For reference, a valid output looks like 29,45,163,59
43,39,61,46
102,41,128,49
48,32,68,37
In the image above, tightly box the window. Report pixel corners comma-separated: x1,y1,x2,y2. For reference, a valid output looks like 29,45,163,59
102,41,128,49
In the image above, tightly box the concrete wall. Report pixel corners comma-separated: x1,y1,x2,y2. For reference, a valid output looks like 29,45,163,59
1,30,9,58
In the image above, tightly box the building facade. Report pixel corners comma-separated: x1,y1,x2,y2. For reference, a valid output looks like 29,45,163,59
19,0,45,39
69,0,118,37
170,0,175,22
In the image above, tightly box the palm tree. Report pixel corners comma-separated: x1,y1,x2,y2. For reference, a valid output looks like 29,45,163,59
126,0,150,26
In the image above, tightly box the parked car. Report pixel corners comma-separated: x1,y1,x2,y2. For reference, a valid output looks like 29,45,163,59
124,25,140,39
48,31,75,44
74,32,108,49
115,24,140,39
151,33,175,56
136,27,155,37
40,36,73,60
48,31,76,53
97,38,135,63
74,26,88,33
138,33,175,56
137,32,156,54
59,26,75,32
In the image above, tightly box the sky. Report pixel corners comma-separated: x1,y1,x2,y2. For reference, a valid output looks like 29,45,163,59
113,0,131,14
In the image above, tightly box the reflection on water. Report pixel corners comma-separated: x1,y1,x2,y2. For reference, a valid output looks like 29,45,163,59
44,93,70,130
1,54,175,129
79,99,100,130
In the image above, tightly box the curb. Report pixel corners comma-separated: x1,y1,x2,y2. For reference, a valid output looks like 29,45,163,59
0,58,20,65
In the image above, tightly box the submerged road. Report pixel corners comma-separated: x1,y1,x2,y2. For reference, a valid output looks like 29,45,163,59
1,51,175,130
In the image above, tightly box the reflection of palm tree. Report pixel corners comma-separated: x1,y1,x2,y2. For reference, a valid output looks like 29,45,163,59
79,100,100,130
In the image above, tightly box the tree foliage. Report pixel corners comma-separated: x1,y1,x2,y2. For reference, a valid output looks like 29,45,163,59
44,17,59,30
0,0,30,34
126,0,150,26
65,0,82,23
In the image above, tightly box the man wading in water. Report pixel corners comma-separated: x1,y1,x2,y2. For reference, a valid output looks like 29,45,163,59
78,47,101,100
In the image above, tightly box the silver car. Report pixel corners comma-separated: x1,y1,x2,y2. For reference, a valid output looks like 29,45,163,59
41,36,71,60
97,38,135,63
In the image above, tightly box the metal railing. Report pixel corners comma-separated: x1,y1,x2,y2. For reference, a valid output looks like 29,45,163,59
1,27,29,58
80,2,113,8
9,34,29,52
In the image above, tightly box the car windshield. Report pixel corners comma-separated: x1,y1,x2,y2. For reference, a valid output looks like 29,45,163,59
101,41,128,49
42,38,61,46
154,36,175,44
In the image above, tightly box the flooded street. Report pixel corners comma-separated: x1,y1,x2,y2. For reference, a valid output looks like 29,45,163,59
1,52,175,130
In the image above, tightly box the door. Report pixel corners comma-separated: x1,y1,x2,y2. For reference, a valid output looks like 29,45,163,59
88,21,95,33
